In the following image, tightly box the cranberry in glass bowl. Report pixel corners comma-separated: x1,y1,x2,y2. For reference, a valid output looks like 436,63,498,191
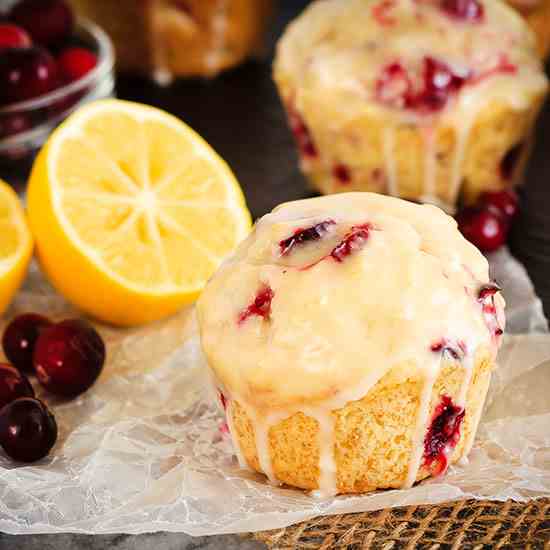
0,47,58,105
10,0,74,47
0,18,114,165
0,24,32,51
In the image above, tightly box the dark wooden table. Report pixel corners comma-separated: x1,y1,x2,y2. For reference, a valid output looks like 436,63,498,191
2,1,550,548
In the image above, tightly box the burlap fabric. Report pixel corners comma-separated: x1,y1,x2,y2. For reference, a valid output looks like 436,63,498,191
252,499,550,549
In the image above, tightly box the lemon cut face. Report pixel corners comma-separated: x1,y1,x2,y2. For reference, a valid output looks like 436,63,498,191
0,180,33,316
28,100,251,326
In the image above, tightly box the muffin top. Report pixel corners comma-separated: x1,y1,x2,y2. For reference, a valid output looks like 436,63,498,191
274,0,547,123
197,193,505,412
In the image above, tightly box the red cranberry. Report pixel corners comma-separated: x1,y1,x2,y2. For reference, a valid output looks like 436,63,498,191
477,283,501,302
478,283,503,338
287,107,317,159
499,143,524,181
0,47,58,104
442,0,484,22
0,24,32,51
3,314,52,373
0,397,57,462
376,62,412,109
220,421,229,435
238,286,274,325
10,0,74,46
430,339,466,361
479,189,519,219
376,58,468,112
279,220,336,256
372,0,397,25
57,47,97,83
0,364,34,409
33,319,106,397
423,395,465,475
456,206,508,252
414,57,468,112
0,112,32,138
333,164,352,185
331,223,371,262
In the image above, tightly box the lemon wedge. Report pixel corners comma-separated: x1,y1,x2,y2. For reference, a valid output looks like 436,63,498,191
28,100,251,326
0,180,32,316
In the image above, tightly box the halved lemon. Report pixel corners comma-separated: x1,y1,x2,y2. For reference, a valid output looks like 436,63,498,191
0,180,33,316
27,100,251,326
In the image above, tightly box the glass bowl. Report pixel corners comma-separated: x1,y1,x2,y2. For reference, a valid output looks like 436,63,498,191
0,18,115,173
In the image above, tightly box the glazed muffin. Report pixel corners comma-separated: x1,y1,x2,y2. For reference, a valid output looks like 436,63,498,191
273,0,548,211
68,0,274,82
197,193,505,495
507,0,550,58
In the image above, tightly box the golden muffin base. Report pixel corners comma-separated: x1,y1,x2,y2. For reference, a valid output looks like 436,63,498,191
275,81,546,208
69,0,273,79
230,353,493,494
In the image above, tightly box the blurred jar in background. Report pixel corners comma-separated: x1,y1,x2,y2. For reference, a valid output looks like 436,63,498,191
67,0,275,84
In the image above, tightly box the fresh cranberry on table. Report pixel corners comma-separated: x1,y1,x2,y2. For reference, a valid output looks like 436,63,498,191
0,47,58,104
479,189,519,220
456,206,508,252
0,397,57,462
0,24,31,51
3,313,52,373
0,364,34,409
442,0,484,22
57,47,97,83
10,0,74,46
33,319,106,397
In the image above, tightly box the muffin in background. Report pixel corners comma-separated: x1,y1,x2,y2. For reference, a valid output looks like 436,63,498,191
507,0,550,58
274,0,548,211
197,193,505,494
68,0,274,82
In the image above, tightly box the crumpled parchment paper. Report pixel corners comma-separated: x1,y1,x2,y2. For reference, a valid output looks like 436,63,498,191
0,247,549,536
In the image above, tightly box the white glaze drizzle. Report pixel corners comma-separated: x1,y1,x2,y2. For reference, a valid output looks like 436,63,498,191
457,353,475,408
383,127,398,197
448,112,476,207
461,367,491,456
225,400,250,470
307,408,337,497
421,126,437,202
403,359,439,488
252,413,279,485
